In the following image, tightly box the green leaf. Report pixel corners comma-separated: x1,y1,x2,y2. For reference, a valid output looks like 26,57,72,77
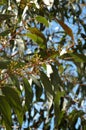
40,71,53,95
55,18,74,42
50,65,63,91
27,33,46,49
54,91,65,127
70,53,86,63
10,74,20,91
1,86,23,124
30,75,41,88
30,75,43,100
0,95,11,130
23,78,33,109
2,86,21,110
35,84,43,101
60,53,86,63
36,16,49,27
68,110,84,127
27,27,47,49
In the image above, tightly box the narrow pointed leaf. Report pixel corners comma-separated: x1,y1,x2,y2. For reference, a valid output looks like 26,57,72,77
23,78,33,109
27,27,47,49
50,65,64,91
36,16,49,27
60,53,86,63
1,86,23,124
40,71,53,95
2,87,21,110
0,95,11,130
70,53,86,63
10,74,20,91
30,75,41,88
27,33,46,49
55,18,74,41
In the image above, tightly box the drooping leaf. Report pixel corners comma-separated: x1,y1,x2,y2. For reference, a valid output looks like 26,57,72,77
50,65,64,91
60,53,86,63
36,16,49,27
23,78,33,109
35,84,43,101
0,95,11,130
1,86,23,124
68,110,84,127
54,91,65,128
70,53,86,63
10,74,20,91
40,71,53,95
27,33,46,49
1,86,21,110
27,27,47,49
30,75,41,88
55,18,74,42
30,75,43,100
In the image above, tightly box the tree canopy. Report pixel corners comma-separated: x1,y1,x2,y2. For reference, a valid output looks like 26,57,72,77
0,0,86,129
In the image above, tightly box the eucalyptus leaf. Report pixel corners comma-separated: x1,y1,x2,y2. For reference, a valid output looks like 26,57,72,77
36,16,49,27
27,27,47,49
55,18,74,42
10,74,20,91
0,95,11,130
40,71,53,95
23,78,33,109
1,86,23,124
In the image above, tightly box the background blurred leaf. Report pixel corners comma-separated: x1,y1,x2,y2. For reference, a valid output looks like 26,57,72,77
0,60,10,69
0,30,10,36
0,14,15,22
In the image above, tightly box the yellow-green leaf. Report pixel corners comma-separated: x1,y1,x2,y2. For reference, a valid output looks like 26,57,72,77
27,27,47,49
28,27,46,42
70,53,86,63
36,16,49,27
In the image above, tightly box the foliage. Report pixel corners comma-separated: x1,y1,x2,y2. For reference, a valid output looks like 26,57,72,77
0,0,86,129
